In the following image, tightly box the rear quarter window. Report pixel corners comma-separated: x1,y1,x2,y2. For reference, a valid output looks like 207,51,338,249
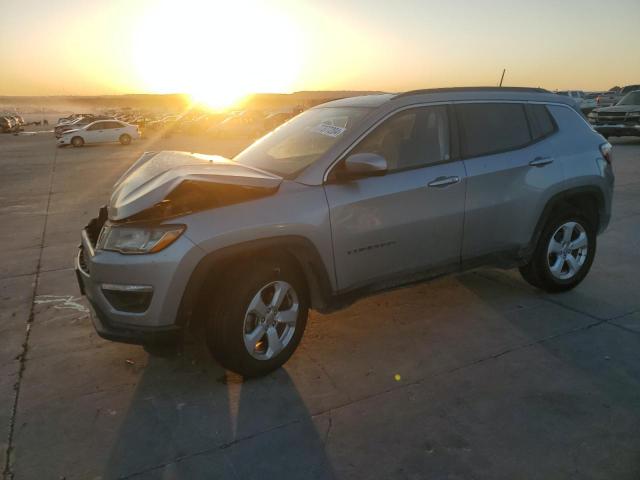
527,104,556,140
456,103,532,158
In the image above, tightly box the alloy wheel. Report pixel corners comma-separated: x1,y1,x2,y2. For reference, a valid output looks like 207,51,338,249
242,281,299,360
547,221,588,280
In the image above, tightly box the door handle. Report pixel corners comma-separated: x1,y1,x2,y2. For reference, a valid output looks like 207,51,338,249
428,176,460,188
529,156,554,167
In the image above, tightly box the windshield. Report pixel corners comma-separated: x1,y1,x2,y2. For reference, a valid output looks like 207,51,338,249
617,91,640,106
234,106,372,176
621,85,640,95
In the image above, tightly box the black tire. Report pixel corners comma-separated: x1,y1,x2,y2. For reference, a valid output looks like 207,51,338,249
71,136,84,147
519,210,596,292
206,257,308,377
119,134,132,145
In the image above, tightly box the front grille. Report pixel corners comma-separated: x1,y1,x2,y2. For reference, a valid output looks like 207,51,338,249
598,112,626,121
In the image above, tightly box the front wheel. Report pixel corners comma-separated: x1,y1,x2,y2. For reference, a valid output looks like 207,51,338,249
71,136,84,147
206,258,308,377
119,134,132,145
520,211,596,292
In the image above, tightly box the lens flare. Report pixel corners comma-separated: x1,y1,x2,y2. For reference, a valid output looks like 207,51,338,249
132,0,304,110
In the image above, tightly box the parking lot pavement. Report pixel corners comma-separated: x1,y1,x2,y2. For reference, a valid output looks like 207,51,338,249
1,132,639,479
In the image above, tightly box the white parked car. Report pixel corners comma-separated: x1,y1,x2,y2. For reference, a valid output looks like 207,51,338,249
580,92,604,114
58,120,140,147
555,90,585,107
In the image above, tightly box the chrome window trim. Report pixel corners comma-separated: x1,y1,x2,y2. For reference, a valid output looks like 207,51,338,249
322,100,585,183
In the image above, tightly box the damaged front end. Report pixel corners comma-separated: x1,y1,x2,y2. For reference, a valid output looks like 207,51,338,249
74,150,283,344
83,150,283,249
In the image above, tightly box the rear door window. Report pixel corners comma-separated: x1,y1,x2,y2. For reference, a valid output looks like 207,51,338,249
456,103,532,158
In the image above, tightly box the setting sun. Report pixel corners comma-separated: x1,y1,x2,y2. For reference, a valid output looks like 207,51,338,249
131,0,304,109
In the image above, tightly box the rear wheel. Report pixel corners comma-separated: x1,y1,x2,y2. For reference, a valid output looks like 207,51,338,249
119,134,132,145
519,210,596,292
71,136,84,147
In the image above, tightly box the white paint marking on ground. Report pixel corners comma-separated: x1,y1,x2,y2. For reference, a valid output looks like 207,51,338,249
34,294,89,313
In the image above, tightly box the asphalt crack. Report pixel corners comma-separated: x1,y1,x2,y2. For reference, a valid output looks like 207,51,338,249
120,419,303,479
2,147,58,480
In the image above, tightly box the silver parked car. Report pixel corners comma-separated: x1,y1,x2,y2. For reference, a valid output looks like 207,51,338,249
76,87,614,377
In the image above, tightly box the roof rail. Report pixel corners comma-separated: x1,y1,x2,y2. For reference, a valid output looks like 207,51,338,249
396,86,550,98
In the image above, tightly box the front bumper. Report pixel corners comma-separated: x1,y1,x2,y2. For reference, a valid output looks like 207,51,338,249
592,123,640,137
76,243,181,345
74,210,202,346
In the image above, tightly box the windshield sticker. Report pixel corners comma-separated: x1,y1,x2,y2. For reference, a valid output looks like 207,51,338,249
310,123,346,138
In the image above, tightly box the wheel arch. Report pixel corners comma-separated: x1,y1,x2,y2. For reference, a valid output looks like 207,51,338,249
176,236,334,328
524,186,605,261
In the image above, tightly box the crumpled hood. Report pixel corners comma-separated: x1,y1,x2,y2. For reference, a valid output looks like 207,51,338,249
108,150,282,220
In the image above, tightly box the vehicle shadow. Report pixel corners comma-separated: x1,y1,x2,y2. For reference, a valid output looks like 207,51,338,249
457,269,640,415
102,335,336,479
448,270,640,477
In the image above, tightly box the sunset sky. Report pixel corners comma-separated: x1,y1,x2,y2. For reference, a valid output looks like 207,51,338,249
2,0,639,107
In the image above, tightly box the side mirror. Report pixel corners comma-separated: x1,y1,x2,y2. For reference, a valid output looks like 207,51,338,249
339,153,387,179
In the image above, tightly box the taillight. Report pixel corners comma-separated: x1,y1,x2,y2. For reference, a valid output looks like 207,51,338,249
600,142,612,165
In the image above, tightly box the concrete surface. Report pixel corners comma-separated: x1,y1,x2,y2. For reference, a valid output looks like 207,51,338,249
0,129,639,480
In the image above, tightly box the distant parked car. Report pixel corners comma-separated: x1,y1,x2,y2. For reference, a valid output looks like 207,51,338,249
57,114,87,125
0,116,14,133
262,112,295,133
143,115,182,136
588,90,640,138
556,90,585,107
580,93,604,114
0,115,22,133
210,112,265,138
184,114,225,134
596,84,640,108
58,120,140,147
594,91,619,108
9,115,23,129
55,116,112,137
618,84,640,98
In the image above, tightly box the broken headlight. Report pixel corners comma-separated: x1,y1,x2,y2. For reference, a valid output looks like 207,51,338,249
96,224,185,254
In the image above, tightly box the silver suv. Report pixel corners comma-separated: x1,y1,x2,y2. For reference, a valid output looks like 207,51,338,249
75,87,614,377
